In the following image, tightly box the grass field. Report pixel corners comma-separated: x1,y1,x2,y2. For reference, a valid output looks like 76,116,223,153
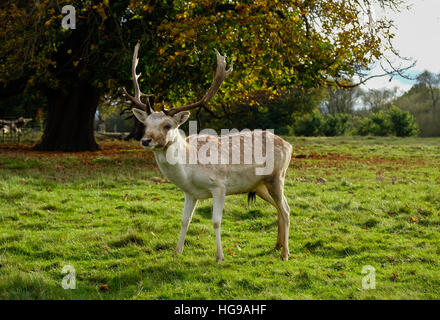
0,136,439,299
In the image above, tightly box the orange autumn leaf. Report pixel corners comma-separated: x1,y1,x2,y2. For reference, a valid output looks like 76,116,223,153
99,284,109,291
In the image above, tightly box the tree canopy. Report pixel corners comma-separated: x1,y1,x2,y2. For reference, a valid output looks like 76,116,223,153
0,0,409,150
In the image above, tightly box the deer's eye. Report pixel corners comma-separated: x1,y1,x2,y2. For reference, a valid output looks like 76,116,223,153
163,124,171,131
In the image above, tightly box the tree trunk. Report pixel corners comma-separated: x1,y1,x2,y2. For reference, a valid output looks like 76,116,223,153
34,83,100,152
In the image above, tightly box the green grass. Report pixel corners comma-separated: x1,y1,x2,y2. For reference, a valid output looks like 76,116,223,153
0,136,439,299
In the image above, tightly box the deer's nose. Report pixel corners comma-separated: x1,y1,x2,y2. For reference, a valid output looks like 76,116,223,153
141,138,152,147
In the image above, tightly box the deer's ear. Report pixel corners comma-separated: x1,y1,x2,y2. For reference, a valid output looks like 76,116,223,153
173,111,190,126
132,108,147,123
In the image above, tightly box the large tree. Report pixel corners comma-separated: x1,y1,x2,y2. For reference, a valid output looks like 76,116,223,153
0,0,409,151
416,70,440,115
394,82,440,137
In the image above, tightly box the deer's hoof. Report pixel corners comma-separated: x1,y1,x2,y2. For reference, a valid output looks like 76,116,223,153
216,255,225,262
274,243,283,250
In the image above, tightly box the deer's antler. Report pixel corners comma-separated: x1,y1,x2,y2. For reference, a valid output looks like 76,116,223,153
164,49,233,117
122,41,153,114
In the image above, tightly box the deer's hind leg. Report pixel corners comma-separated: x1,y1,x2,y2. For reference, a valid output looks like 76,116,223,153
265,174,290,261
255,184,284,251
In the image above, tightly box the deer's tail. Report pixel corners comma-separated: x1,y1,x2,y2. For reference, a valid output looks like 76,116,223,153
247,192,257,206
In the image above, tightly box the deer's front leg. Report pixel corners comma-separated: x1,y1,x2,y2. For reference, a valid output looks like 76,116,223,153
211,188,226,262
175,193,197,255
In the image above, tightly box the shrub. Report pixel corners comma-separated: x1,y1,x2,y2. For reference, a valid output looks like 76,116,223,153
357,106,418,137
357,110,390,136
322,113,350,136
387,106,419,137
293,111,324,136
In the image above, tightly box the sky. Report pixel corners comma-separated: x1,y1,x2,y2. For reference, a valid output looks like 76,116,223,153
361,0,440,93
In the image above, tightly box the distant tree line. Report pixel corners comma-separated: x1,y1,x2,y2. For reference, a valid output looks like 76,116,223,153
255,70,439,137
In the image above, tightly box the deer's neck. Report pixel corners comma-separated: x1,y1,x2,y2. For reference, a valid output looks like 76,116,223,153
153,133,188,185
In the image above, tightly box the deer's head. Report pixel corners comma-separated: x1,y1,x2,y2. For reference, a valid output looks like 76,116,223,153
123,41,232,151
132,109,189,150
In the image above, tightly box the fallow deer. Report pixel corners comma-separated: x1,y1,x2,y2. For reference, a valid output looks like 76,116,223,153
123,42,292,261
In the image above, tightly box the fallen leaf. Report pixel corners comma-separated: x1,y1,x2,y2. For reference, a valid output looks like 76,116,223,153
123,194,129,201
20,179,26,184
236,221,242,225
392,273,398,281
99,284,109,291
101,245,110,251
411,216,419,223
268,261,273,264
151,197,160,201
339,272,345,277
199,229,206,235
227,248,235,255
